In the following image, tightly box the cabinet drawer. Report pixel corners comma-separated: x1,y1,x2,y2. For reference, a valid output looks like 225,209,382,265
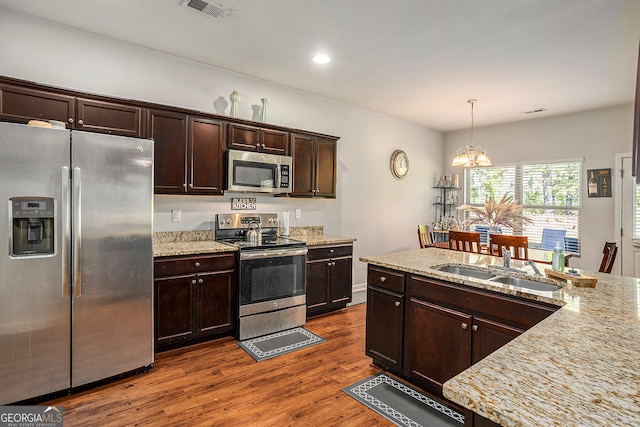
409,275,557,330
307,244,353,261
155,254,236,277
367,266,404,293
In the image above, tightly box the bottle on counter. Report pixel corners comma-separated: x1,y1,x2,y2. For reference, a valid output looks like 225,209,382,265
552,241,565,272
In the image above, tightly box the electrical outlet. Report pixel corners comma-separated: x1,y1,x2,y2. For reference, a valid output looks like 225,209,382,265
295,209,302,219
171,209,181,223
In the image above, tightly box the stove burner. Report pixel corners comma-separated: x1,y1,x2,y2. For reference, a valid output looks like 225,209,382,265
214,213,306,251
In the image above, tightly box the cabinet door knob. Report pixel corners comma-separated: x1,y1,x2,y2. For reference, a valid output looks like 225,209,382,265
329,249,334,253
198,278,203,284
189,183,193,188
195,262,200,267
261,143,266,149
394,301,400,307
183,183,188,192
461,323,468,329
78,119,84,126
256,143,261,148
472,325,478,331
68,118,74,124
191,279,197,285
380,276,387,282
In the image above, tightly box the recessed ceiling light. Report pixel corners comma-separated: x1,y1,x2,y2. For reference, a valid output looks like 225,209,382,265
312,54,331,64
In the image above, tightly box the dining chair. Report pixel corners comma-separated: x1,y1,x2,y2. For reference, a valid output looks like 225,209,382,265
598,242,617,273
490,234,529,260
448,230,482,253
474,225,502,246
564,237,580,253
417,225,433,248
541,228,566,250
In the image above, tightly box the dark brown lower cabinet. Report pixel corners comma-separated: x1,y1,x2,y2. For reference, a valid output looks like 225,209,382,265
405,298,472,396
365,266,405,373
365,265,558,426
306,244,353,316
366,285,404,372
154,253,236,351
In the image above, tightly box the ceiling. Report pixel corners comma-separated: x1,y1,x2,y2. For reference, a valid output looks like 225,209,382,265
1,0,639,131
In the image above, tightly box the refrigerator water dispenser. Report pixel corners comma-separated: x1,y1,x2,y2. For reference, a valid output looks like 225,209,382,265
10,197,55,256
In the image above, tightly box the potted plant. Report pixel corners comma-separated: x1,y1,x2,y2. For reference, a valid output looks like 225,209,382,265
458,194,533,232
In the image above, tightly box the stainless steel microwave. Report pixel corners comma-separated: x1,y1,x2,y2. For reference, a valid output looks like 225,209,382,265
226,149,293,194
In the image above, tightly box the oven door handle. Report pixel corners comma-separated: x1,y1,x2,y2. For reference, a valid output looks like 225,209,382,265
239,247,308,260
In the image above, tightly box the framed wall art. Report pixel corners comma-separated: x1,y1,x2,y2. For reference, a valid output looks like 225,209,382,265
587,168,611,198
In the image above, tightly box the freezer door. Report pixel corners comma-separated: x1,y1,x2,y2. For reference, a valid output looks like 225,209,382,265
71,131,153,387
0,122,71,404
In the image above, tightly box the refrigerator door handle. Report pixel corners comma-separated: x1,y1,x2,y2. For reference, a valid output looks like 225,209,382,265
62,166,70,299
73,167,82,297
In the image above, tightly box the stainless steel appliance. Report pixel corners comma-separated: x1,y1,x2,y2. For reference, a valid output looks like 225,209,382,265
226,149,293,194
0,122,154,404
215,213,307,340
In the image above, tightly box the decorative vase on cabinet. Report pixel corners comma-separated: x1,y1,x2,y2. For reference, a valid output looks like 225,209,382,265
260,98,270,123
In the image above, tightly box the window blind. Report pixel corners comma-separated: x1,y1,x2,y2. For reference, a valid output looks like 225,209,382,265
465,161,582,254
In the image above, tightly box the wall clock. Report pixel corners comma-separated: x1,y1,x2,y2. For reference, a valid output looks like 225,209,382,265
390,149,409,179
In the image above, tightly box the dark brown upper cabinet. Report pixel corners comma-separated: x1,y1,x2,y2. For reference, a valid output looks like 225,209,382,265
0,83,143,137
290,133,338,198
228,123,289,155
149,109,224,195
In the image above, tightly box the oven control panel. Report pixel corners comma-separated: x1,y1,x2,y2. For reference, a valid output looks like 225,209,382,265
216,213,279,230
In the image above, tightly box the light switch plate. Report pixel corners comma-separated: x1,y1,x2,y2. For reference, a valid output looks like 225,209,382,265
295,209,301,219
171,209,181,222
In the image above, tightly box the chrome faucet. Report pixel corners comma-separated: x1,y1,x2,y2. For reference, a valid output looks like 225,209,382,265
525,260,542,276
502,248,511,268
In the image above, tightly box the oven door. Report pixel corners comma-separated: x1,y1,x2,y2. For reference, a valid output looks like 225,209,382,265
238,247,307,308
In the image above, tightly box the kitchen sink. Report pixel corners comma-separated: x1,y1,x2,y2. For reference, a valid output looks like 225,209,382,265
433,265,497,280
488,276,562,292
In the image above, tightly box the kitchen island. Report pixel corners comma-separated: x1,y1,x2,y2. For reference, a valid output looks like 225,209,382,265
360,247,640,427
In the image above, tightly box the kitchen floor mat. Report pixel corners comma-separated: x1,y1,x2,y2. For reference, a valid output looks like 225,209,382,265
343,372,464,427
237,327,325,362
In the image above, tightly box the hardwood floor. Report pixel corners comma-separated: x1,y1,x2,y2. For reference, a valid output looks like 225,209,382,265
47,303,393,426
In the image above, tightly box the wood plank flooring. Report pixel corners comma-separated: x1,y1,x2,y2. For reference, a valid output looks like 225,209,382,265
46,303,393,426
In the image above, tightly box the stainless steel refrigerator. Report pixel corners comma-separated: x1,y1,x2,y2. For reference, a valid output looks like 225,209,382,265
0,121,154,404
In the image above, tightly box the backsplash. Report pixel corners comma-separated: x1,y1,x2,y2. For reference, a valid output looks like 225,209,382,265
287,226,324,236
154,230,213,244
154,226,324,244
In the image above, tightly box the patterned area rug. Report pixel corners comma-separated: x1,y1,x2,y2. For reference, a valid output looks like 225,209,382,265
343,373,464,427
237,327,325,362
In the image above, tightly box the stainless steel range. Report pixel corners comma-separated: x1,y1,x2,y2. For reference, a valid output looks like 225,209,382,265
215,213,307,340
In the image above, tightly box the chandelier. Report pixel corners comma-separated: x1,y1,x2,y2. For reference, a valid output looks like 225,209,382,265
451,99,491,167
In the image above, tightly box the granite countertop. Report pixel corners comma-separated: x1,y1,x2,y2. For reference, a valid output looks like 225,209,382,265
153,231,237,257
360,247,640,427
153,227,356,258
288,234,357,246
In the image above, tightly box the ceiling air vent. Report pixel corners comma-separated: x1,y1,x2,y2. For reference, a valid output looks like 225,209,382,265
181,0,230,20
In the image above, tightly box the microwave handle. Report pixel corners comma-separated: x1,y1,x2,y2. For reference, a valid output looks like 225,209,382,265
275,164,281,189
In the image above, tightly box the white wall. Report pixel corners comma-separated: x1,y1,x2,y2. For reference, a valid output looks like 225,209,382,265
0,8,443,286
444,104,635,270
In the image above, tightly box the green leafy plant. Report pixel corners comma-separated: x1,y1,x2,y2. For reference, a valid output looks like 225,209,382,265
458,194,533,229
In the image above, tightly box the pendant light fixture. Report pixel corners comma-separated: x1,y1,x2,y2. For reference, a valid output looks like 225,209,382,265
451,99,491,167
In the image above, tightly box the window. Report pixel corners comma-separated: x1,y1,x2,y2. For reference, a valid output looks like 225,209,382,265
465,161,582,254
